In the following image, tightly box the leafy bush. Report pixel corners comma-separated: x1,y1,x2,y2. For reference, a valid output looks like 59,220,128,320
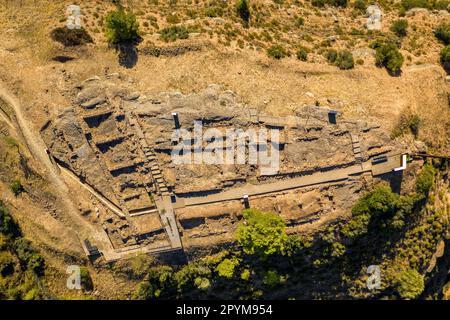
13,238,44,275
312,0,347,6
335,50,354,70
400,0,429,10
342,185,400,238
329,0,348,6
325,49,338,63
80,266,94,291
440,45,450,72
353,0,367,11
10,180,24,196
416,164,436,196
267,44,288,59
396,268,424,299
235,209,287,256
134,266,174,299
391,19,408,37
216,258,239,279
236,0,250,24
296,47,308,61
160,26,189,42
0,252,15,277
372,42,404,74
105,9,140,44
262,270,284,288
311,0,326,6
0,201,20,238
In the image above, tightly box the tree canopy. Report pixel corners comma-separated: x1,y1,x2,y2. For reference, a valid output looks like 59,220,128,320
235,209,288,257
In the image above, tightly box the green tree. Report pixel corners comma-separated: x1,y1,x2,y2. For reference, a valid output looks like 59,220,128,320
236,0,250,24
105,9,140,44
396,268,424,299
235,209,288,257
372,42,404,74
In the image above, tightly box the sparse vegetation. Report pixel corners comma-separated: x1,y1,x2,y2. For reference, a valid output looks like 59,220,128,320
160,26,189,42
392,112,421,138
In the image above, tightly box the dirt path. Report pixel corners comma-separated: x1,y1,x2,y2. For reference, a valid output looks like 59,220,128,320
0,84,113,251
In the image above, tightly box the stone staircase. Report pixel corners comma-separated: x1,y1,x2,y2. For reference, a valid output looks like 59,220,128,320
350,133,363,163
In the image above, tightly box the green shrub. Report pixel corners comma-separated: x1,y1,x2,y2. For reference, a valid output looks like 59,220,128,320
80,266,94,291
440,45,450,72
325,48,338,63
396,268,424,299
235,209,287,256
311,0,326,6
295,16,305,27
236,0,250,24
353,0,367,11
296,47,308,61
329,0,348,7
267,44,288,59
391,19,408,37
216,258,239,279
435,23,450,45
416,164,436,196
134,266,174,299
105,9,140,44
13,238,44,275
400,0,429,10
0,252,15,277
160,26,189,42
335,50,354,69
10,180,24,196
263,270,284,288
434,0,450,10
341,213,371,238
372,42,404,74
0,201,20,237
